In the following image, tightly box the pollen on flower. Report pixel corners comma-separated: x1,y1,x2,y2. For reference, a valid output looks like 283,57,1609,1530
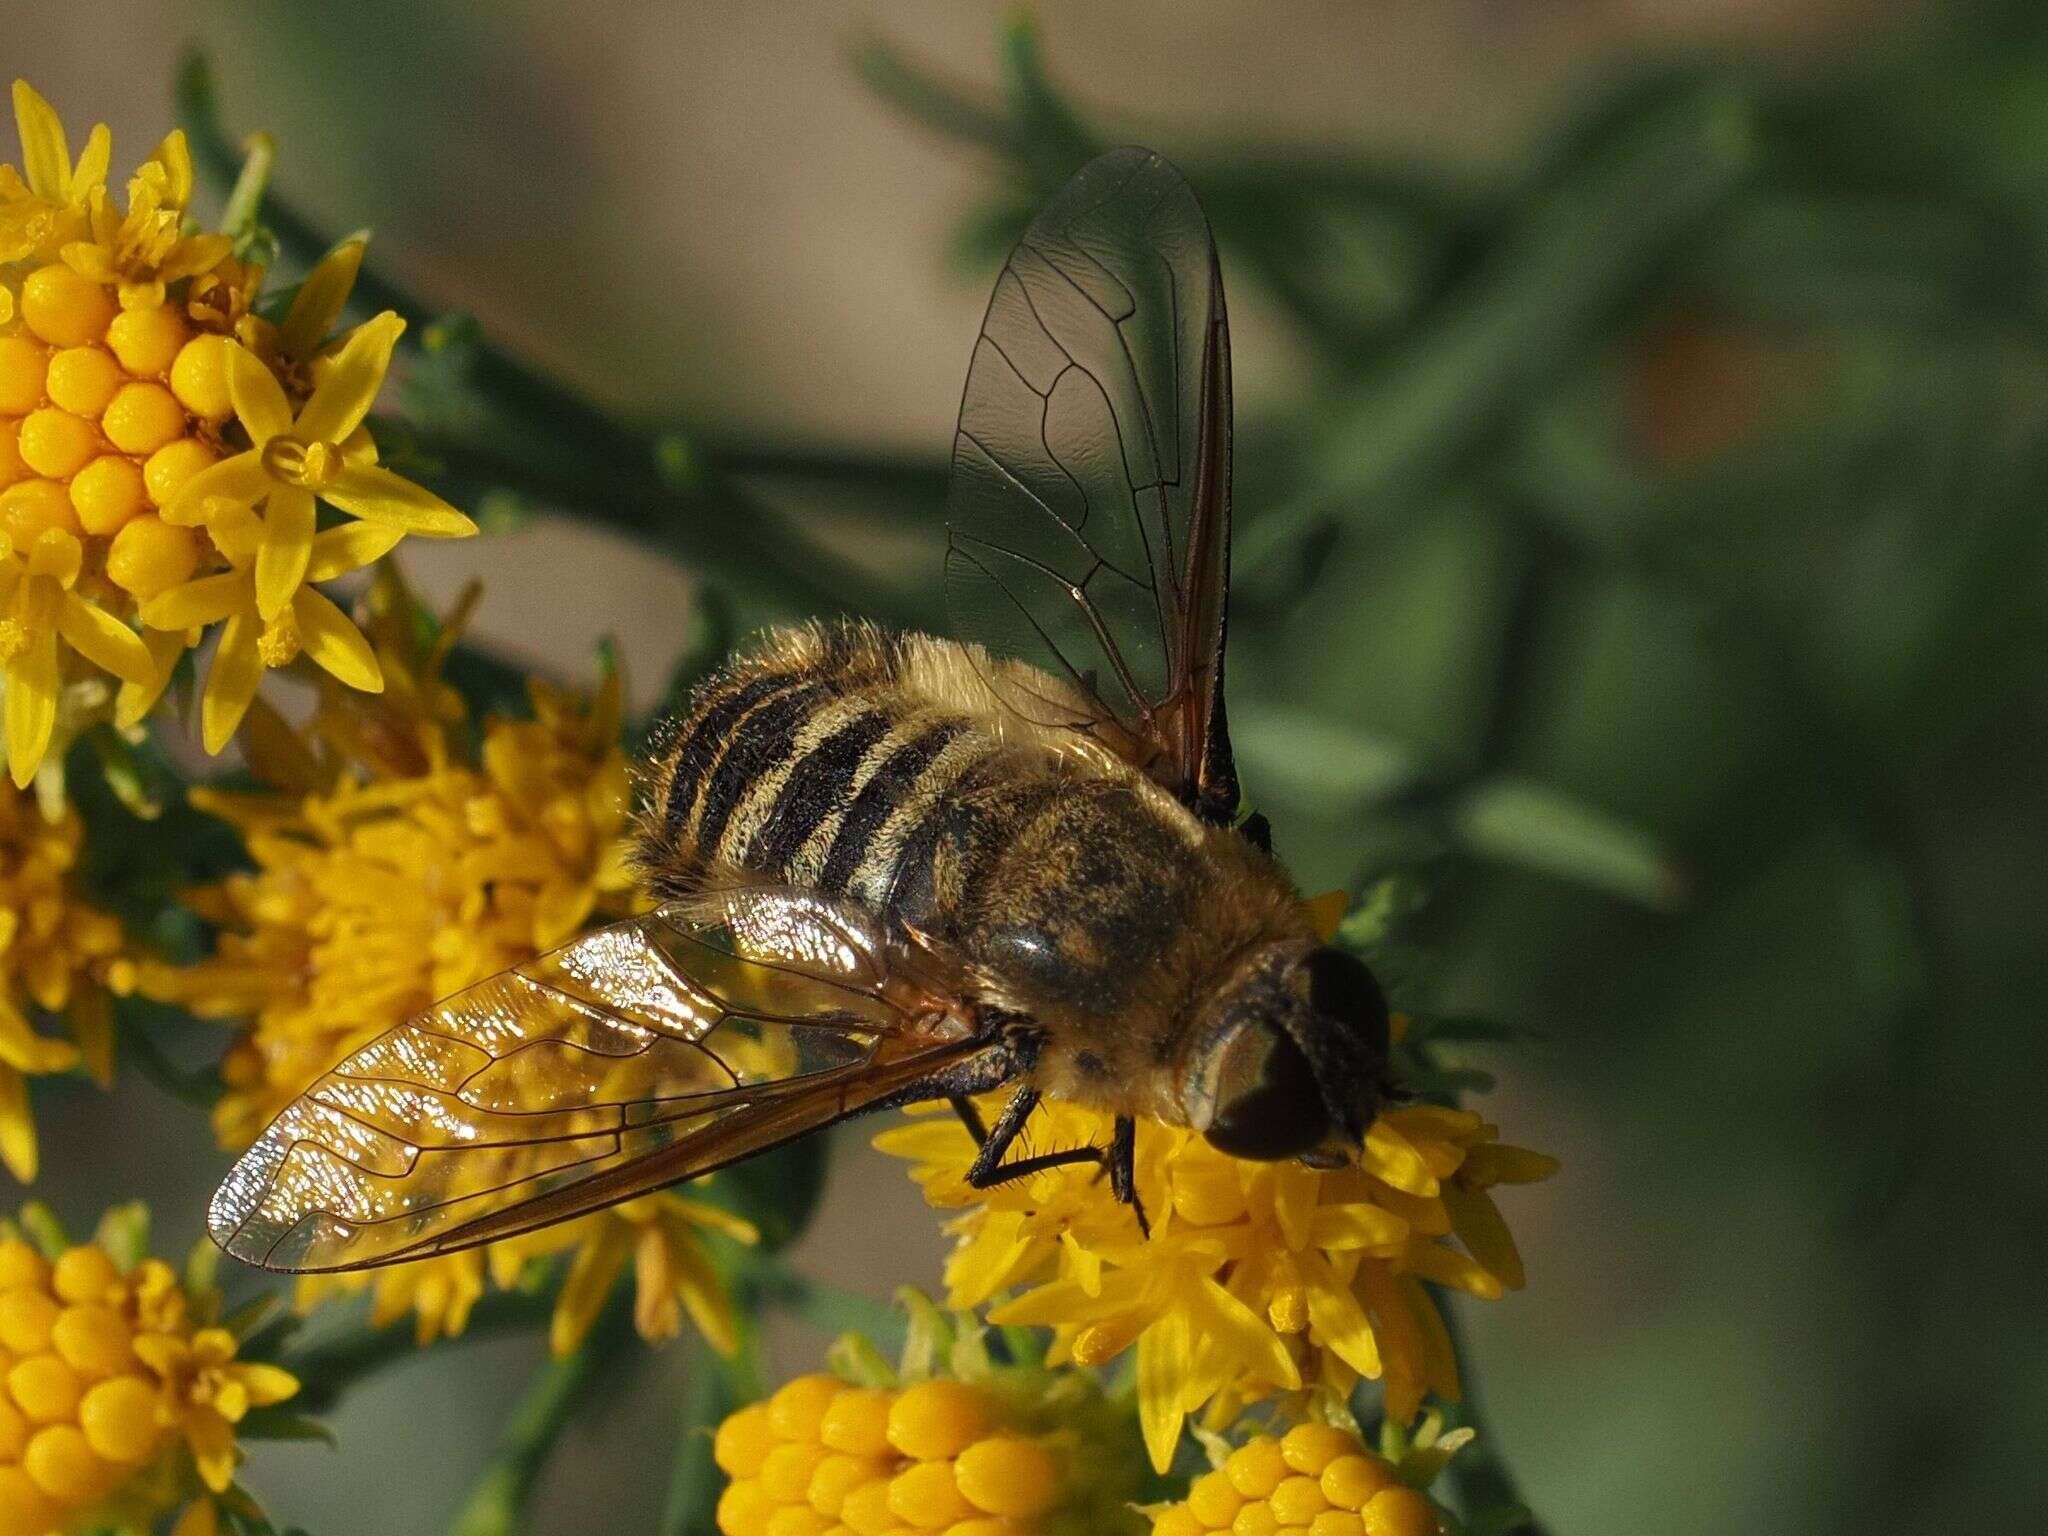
0,1204,301,1535
875,1067,1558,1473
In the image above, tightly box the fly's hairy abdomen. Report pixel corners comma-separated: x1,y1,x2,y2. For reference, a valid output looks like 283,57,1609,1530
638,623,1236,1028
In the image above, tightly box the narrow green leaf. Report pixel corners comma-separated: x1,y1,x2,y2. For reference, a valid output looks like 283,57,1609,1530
1452,776,1684,909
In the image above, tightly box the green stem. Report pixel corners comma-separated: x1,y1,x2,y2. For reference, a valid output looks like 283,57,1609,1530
451,1295,637,1536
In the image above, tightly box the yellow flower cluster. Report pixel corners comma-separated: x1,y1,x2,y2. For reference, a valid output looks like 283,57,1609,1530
135,583,751,1354
0,775,124,1184
0,80,474,788
877,1054,1556,1472
715,1363,1141,1536
1147,1423,1443,1536
0,1208,298,1536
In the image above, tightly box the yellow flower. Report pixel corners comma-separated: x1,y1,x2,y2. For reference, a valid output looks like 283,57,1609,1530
60,129,232,313
139,516,401,752
0,83,467,782
875,1054,1557,1472
0,527,152,786
1144,1417,1470,1536
0,81,109,265
163,312,475,625
0,777,125,1181
0,1204,302,1534
714,1301,1144,1536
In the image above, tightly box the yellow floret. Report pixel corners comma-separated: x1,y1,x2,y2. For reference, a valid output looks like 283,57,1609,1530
0,1465,59,1533
719,1479,778,1536
0,1288,59,1354
953,1435,1060,1519
21,265,115,347
0,338,49,416
887,1380,992,1462
1187,1467,1244,1527
168,334,235,421
105,514,200,598
761,1441,832,1504
106,306,189,379
22,1421,107,1501
50,1304,133,1378
101,381,185,454
805,1451,876,1517
76,1375,159,1463
44,347,122,417
1319,1456,1398,1511
1360,1487,1434,1536
714,1404,779,1480
0,478,80,543
142,435,217,507
69,454,148,534
1271,1474,1330,1525
768,1375,845,1443
1225,1438,1289,1499
820,1387,894,1458
887,1459,971,1528
1281,1425,1359,1478
0,423,26,489
9,1354,83,1423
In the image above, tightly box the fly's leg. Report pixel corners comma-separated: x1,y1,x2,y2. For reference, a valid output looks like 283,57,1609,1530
949,1095,990,1145
964,1089,1151,1237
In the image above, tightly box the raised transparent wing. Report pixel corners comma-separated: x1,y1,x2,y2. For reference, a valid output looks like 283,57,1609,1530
947,146,1239,821
208,891,988,1272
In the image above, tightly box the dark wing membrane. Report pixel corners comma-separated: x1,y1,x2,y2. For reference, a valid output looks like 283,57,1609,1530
947,146,1238,820
208,891,988,1272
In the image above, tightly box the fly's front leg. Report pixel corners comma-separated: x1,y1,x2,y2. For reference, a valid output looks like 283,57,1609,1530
1108,1115,1149,1237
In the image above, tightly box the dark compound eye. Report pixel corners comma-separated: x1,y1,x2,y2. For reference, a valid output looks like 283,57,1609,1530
1305,948,1390,1058
1202,1022,1329,1161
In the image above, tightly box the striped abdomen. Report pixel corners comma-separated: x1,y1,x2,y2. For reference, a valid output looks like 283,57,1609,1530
640,623,1039,931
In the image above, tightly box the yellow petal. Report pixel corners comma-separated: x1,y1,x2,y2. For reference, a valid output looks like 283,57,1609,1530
1189,1274,1299,1390
1135,1305,1192,1474
116,627,189,729
164,449,269,528
170,1498,220,1536
71,121,110,197
160,232,234,283
141,570,248,631
150,128,195,207
296,310,403,445
12,80,69,201
658,1194,760,1247
254,487,315,622
57,592,155,685
1301,1252,1382,1378
200,613,264,754
282,239,366,363
292,587,383,693
321,462,476,537
59,240,115,283
5,625,58,788
226,342,293,444
549,1221,631,1358
305,519,405,582
0,1067,37,1182
236,1362,300,1408
665,1232,738,1355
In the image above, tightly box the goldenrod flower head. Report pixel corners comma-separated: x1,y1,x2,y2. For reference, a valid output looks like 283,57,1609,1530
714,1297,1145,1536
0,81,471,786
876,1050,1556,1472
1144,1414,1471,1536
0,776,125,1182
0,1202,301,1535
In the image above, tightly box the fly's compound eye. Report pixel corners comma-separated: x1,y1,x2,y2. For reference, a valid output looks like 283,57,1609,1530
1202,1020,1331,1161
1305,947,1390,1059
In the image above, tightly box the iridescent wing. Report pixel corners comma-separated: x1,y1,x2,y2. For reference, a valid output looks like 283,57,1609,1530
208,889,991,1272
947,146,1239,822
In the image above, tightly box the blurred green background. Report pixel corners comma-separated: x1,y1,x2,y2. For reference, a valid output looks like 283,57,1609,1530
17,1,2048,1533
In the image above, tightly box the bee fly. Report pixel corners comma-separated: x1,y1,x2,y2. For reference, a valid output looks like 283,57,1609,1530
209,147,1393,1271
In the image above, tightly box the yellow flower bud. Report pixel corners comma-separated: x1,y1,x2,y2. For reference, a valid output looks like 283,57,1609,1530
107,305,190,379
169,334,235,421
21,264,115,347
101,382,187,455
142,436,218,508
70,455,149,535
106,515,201,599
45,347,122,417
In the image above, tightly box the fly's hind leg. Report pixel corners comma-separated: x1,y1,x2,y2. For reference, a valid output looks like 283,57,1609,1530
963,1089,1151,1237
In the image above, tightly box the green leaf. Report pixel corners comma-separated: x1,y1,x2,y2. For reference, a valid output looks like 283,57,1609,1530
1452,776,1684,909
